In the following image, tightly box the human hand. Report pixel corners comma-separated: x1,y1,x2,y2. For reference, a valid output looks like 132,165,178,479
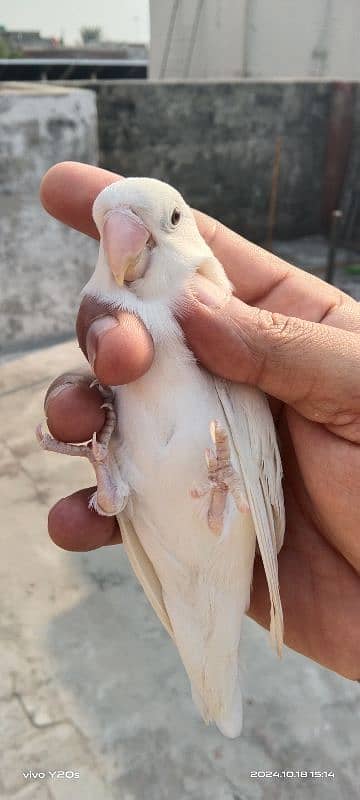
41,162,360,680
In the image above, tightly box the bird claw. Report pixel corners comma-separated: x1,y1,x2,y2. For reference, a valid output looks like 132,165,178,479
91,432,108,463
192,419,250,536
36,422,90,458
101,401,113,411
36,383,126,516
90,379,114,403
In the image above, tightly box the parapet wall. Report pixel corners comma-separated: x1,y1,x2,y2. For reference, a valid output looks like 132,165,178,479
86,79,358,243
0,78,358,355
0,83,98,357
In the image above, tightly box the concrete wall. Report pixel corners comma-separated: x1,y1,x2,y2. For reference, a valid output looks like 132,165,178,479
150,0,360,80
150,0,247,79
0,83,98,357
246,0,360,80
342,85,360,246
1,78,358,354
87,79,343,240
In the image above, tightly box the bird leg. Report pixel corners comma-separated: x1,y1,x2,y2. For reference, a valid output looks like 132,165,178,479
36,383,129,517
191,420,249,536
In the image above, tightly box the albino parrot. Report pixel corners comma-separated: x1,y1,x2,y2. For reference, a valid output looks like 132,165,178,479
38,177,285,738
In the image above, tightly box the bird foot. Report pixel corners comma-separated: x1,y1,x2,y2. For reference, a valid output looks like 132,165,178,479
191,420,249,536
36,384,128,517
36,424,91,459
36,382,116,459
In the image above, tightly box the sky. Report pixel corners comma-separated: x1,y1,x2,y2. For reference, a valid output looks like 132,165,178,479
0,0,150,44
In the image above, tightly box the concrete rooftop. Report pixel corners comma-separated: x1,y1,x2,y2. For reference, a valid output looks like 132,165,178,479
0,340,359,799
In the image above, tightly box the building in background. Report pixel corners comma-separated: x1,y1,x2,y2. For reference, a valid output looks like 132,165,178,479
18,44,148,60
0,27,61,53
0,25,148,80
150,0,360,80
0,25,147,61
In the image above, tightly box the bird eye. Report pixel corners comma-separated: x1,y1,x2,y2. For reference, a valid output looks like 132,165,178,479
171,208,181,226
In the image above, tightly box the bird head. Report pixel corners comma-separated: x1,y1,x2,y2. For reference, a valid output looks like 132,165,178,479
90,178,231,304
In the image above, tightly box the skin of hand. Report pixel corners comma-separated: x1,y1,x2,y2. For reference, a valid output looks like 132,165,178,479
41,162,360,681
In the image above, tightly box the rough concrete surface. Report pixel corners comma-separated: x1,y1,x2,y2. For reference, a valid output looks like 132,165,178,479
0,339,359,800
0,83,98,357
68,78,360,245
93,80,332,241
2,79,359,357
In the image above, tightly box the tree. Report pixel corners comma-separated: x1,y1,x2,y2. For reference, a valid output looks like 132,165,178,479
0,35,21,58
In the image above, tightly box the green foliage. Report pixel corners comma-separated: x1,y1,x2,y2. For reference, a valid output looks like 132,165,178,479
345,264,360,275
0,36,22,58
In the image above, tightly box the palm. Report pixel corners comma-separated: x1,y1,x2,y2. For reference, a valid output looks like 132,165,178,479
260,408,360,676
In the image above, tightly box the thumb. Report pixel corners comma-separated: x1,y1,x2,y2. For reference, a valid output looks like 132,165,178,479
181,277,360,433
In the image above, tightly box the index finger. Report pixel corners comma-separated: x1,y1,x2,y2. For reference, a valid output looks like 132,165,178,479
41,161,360,332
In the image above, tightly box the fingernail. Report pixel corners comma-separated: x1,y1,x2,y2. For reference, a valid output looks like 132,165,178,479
86,316,118,370
192,274,231,309
44,371,97,412
44,383,72,413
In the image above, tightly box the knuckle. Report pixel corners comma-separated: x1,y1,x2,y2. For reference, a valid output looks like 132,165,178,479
326,413,360,443
244,308,311,386
255,308,308,347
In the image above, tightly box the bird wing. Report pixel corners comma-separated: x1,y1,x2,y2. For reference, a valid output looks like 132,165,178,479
118,510,174,639
214,377,285,655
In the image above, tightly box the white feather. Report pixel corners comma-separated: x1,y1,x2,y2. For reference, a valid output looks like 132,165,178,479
83,177,285,738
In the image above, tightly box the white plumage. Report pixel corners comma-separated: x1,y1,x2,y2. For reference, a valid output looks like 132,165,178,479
41,177,285,738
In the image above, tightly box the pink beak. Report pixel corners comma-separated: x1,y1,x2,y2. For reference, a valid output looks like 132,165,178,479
103,208,150,285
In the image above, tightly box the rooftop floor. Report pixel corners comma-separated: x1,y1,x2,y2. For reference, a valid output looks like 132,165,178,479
0,340,359,799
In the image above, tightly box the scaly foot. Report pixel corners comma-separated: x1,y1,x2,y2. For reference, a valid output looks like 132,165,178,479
36,384,128,517
191,420,249,536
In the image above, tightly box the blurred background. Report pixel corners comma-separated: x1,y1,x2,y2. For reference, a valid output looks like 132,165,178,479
0,2,359,798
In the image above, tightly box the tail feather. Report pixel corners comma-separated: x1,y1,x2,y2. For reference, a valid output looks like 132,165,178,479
162,573,251,738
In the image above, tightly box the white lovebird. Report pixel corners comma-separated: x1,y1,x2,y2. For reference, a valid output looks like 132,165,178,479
38,177,285,738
